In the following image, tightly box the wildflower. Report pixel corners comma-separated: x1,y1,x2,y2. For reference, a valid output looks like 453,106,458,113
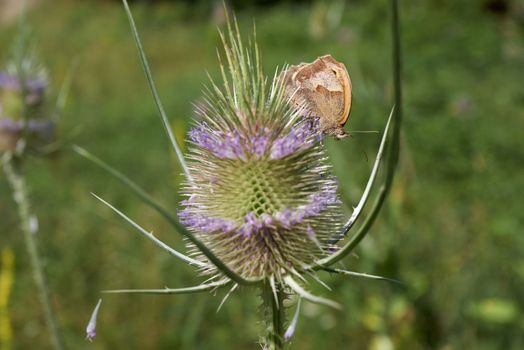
177,33,345,281
0,70,55,152
0,70,47,120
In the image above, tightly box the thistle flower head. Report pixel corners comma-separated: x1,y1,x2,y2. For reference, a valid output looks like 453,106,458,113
178,26,345,282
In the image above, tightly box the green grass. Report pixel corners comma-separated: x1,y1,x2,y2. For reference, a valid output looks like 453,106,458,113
1,0,523,349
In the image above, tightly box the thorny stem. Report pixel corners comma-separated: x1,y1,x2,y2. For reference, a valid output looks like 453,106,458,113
2,154,64,350
262,283,285,350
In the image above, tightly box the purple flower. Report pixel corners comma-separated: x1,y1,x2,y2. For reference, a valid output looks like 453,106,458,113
178,208,237,233
274,186,340,228
270,121,318,160
179,182,340,244
236,212,275,237
250,132,270,157
0,118,20,132
189,123,246,160
0,72,47,93
28,119,55,138
0,117,55,137
302,187,340,217
189,119,321,161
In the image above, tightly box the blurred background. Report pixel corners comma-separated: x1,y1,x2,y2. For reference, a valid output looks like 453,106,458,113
0,0,523,349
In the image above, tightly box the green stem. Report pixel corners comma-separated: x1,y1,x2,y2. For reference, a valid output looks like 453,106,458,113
2,154,64,350
262,283,285,350
385,0,402,192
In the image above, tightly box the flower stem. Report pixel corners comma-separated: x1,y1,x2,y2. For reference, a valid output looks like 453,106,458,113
262,283,285,350
2,153,64,350
385,0,402,191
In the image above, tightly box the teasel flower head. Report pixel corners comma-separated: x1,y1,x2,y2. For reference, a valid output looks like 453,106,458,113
0,61,48,119
177,26,345,283
0,56,56,152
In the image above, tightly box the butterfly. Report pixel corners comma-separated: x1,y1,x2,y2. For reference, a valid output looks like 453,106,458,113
281,54,352,139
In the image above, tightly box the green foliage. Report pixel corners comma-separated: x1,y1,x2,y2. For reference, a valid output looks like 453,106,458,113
0,0,523,349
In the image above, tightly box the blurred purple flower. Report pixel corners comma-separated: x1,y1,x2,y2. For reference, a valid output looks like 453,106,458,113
0,72,47,93
0,117,55,137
